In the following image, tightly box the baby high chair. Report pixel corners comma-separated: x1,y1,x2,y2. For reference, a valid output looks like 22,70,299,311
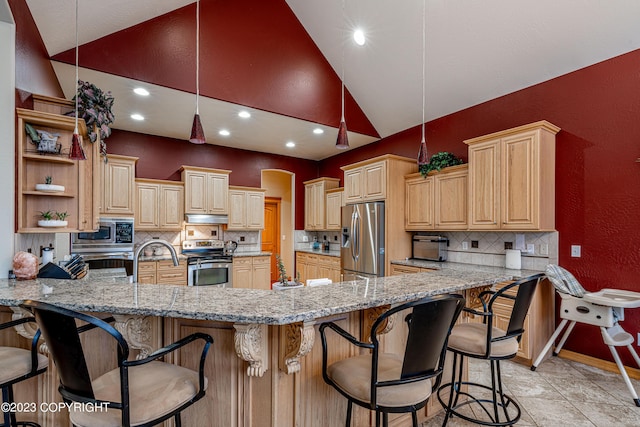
531,264,640,406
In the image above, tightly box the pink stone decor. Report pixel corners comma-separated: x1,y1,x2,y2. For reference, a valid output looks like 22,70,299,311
13,251,38,280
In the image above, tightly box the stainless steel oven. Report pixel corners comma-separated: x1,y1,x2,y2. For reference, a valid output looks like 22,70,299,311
187,258,233,287
71,217,134,254
183,239,233,287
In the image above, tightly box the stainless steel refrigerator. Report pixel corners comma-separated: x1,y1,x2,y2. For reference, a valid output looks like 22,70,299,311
341,201,385,280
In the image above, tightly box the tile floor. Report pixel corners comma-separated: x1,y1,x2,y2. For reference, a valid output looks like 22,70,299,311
423,356,640,427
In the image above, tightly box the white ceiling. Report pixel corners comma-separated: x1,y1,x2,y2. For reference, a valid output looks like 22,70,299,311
25,0,640,160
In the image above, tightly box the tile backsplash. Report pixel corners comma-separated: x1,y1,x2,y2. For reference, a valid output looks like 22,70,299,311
438,231,558,270
294,230,341,252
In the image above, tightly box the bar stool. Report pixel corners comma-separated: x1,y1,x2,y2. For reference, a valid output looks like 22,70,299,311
21,300,213,427
438,273,544,426
320,294,465,427
1,316,48,427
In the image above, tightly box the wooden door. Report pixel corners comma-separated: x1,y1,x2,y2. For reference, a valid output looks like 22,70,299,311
135,182,159,229
405,174,434,230
159,183,183,230
207,172,229,214
435,166,468,230
502,131,538,229
468,138,501,229
183,170,208,214
262,197,281,283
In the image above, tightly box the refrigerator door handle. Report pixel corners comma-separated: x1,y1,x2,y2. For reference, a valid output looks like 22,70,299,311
354,210,360,262
350,211,357,262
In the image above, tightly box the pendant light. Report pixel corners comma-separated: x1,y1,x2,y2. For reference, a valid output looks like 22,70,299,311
69,0,86,160
417,0,428,166
189,0,206,144
335,0,349,150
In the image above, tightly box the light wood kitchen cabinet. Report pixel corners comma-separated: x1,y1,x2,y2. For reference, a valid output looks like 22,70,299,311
342,160,387,204
137,259,187,285
304,177,340,230
227,186,266,230
465,121,560,231
16,104,100,233
405,164,468,231
181,166,230,215
295,252,341,284
135,178,184,230
325,188,344,231
101,154,137,216
232,256,271,289
389,264,435,275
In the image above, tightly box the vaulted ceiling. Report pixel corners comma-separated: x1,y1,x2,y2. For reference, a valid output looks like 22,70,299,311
24,0,640,160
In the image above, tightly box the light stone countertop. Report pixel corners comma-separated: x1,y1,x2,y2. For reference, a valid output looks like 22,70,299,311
0,263,539,325
295,248,341,258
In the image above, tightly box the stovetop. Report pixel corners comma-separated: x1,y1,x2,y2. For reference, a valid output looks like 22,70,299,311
182,239,231,264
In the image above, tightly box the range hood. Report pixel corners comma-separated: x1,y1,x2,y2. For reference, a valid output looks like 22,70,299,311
185,214,228,225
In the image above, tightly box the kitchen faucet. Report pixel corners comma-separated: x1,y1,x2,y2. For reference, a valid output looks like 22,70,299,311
132,239,179,283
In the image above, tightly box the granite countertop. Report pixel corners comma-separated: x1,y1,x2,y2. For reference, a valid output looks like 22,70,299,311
295,248,341,258
391,259,542,277
0,264,535,326
137,254,189,262
233,252,271,257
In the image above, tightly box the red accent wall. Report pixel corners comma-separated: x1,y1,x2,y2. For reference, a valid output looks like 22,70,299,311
52,0,378,137
320,48,640,365
107,129,318,230
9,0,63,106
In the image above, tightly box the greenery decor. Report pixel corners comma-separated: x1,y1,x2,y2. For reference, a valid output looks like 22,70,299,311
419,152,464,177
70,80,115,157
39,210,54,221
276,254,288,285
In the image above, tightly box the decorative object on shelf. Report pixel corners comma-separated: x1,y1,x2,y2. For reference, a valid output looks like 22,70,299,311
12,251,38,280
24,122,40,144
417,0,429,166
35,176,65,192
69,0,86,160
72,80,114,158
335,0,349,150
36,129,62,153
189,0,206,144
419,151,464,177
37,210,69,228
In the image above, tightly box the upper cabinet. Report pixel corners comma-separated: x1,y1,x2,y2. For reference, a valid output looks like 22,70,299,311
228,186,266,230
465,121,560,231
405,165,468,231
16,102,100,233
135,178,184,230
181,166,230,215
304,178,340,231
341,155,415,205
325,188,344,231
101,154,138,216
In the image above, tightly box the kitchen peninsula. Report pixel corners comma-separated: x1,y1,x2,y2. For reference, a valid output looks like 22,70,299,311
0,265,541,426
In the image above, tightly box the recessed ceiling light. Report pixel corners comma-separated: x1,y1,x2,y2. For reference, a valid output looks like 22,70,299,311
286,141,295,148
133,87,149,96
219,129,230,136
313,128,324,135
130,113,144,121
238,111,251,119
353,29,366,46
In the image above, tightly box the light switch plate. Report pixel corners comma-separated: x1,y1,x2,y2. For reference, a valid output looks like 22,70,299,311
571,245,581,257
462,241,469,250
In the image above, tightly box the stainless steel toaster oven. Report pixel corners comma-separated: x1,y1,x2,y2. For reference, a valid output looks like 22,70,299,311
412,235,448,262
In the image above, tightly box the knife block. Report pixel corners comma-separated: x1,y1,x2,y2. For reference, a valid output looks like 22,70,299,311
37,262,73,279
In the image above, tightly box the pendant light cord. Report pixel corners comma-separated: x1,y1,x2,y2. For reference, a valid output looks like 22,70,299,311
341,0,345,122
421,0,425,143
195,0,200,115
74,0,79,134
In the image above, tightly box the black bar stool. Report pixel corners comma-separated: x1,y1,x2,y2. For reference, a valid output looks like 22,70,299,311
21,300,213,427
320,294,465,427
438,273,544,426
0,316,48,427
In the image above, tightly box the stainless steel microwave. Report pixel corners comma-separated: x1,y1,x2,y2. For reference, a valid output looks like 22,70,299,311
71,217,134,254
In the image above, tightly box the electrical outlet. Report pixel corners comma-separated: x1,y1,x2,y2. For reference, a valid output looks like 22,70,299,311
462,241,469,250
302,236,309,242
527,243,535,254
471,240,479,248
504,242,513,250
571,245,581,257
540,244,549,255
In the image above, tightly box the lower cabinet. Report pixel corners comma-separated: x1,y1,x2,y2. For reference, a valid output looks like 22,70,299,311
137,259,187,285
388,264,435,275
295,252,341,283
232,256,271,289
